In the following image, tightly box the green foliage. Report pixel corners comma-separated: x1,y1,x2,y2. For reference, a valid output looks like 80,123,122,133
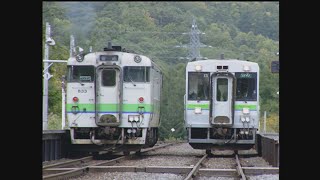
43,2,279,137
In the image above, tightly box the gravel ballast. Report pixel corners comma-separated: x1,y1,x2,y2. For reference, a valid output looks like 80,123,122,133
70,172,184,180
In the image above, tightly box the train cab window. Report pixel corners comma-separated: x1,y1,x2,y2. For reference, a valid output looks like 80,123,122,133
188,72,210,100
235,72,257,101
124,66,150,83
102,69,116,86
216,78,228,101
67,66,94,82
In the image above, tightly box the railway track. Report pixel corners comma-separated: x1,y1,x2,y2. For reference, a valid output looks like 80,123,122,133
43,143,279,180
42,143,175,180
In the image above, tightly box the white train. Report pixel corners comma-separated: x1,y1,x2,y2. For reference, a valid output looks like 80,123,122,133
184,58,260,154
66,44,162,155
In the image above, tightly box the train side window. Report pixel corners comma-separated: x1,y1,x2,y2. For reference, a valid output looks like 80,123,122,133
102,69,116,86
216,78,228,101
235,72,257,101
188,72,210,100
67,66,94,82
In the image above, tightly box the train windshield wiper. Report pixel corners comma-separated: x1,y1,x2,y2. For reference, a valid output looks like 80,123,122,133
127,75,136,86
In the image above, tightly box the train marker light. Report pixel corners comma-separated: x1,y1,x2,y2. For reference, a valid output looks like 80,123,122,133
194,107,202,114
73,97,79,102
242,108,249,114
138,97,144,103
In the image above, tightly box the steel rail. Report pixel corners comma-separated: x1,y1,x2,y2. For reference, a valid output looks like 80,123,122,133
184,154,208,180
43,156,93,169
235,153,247,180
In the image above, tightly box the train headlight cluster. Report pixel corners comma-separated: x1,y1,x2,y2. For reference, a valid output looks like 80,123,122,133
240,116,250,123
195,65,202,71
128,115,140,122
127,128,137,134
243,65,251,71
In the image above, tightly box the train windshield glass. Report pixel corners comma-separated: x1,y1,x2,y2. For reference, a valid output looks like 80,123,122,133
67,66,95,82
188,72,210,100
124,66,150,82
235,72,257,101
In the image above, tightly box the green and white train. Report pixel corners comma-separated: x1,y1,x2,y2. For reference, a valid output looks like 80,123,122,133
66,45,162,154
185,58,260,153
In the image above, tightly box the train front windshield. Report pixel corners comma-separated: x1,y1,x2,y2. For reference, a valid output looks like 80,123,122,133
124,66,150,82
67,66,95,82
188,72,210,100
235,72,257,101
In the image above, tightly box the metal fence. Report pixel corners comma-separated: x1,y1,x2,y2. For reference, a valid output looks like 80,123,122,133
257,133,279,167
43,130,69,162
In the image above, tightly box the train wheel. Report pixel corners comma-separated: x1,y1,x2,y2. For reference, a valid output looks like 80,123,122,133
123,151,130,156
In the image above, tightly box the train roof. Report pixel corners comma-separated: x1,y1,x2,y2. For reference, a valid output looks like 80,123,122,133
186,59,259,72
67,51,160,71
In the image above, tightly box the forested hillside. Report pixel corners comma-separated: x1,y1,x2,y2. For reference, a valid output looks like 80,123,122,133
42,2,279,138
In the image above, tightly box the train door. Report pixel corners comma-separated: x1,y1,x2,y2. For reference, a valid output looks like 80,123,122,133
95,66,121,126
211,75,233,125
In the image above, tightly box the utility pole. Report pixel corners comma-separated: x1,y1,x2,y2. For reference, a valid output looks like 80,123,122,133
43,22,68,130
175,18,211,61
43,22,52,130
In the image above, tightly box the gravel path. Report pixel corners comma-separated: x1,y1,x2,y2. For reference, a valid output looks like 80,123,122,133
240,157,271,167
202,157,236,169
144,143,205,156
196,176,236,180
247,174,279,180
70,172,184,180
115,155,200,166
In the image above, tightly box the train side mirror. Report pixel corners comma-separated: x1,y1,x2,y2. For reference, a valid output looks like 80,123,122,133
271,61,279,73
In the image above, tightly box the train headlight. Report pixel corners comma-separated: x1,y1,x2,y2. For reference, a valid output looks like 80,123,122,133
134,116,140,122
195,65,202,71
245,117,250,122
128,116,134,122
194,107,202,114
132,129,137,133
243,65,251,71
242,108,250,114
240,130,244,135
241,117,246,122
127,129,132,133
245,131,249,135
